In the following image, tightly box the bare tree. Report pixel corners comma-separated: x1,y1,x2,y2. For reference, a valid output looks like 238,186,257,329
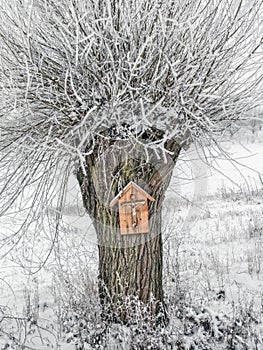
0,0,262,324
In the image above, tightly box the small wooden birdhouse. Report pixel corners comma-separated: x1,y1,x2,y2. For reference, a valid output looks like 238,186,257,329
110,181,155,235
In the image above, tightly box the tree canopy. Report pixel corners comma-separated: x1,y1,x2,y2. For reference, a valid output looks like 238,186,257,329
0,0,262,236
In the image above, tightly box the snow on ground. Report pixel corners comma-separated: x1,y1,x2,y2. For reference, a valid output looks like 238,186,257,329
168,141,263,199
0,138,263,348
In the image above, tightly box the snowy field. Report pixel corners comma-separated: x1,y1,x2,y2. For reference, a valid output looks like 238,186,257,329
0,135,263,349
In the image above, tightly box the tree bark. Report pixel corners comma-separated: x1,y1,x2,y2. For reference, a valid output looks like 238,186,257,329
77,131,181,325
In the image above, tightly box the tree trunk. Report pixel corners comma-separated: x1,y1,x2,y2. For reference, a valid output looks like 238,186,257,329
77,131,181,325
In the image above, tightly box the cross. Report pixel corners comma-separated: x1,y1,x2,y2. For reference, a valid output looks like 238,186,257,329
121,192,145,229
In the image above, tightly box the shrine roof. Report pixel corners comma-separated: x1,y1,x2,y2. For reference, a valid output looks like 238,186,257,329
109,181,155,207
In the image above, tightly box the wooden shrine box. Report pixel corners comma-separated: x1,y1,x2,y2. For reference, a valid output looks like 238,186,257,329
110,181,155,235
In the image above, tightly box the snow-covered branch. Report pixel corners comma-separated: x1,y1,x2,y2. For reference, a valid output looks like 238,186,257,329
0,0,262,228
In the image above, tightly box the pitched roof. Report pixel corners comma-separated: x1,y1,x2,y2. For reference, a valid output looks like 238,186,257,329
109,181,155,207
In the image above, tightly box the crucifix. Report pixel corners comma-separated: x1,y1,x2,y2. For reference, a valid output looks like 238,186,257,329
109,181,155,235
121,192,146,229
